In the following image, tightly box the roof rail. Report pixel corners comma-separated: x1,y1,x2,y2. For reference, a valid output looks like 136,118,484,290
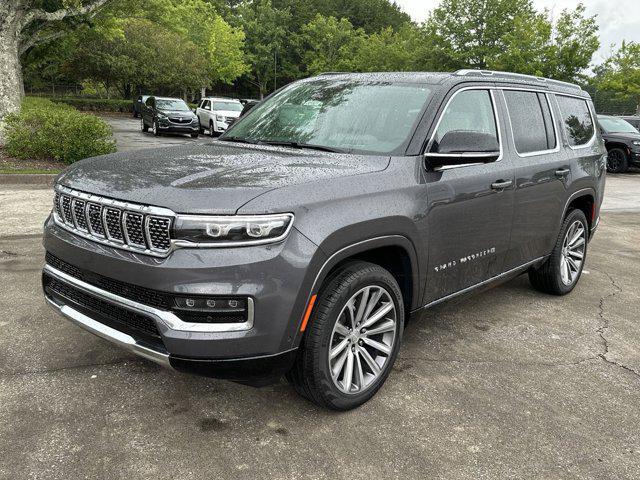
454,69,582,91
317,72,343,76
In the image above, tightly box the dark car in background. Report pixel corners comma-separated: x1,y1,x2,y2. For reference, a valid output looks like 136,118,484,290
141,96,200,138
619,115,640,130
43,70,605,410
133,95,149,118
597,115,640,173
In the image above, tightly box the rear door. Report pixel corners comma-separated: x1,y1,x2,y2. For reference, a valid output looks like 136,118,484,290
499,88,570,269
422,86,516,303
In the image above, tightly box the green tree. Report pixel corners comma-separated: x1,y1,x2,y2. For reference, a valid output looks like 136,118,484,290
1,0,111,131
351,25,427,72
595,41,640,113
300,15,362,74
238,0,294,98
424,0,539,70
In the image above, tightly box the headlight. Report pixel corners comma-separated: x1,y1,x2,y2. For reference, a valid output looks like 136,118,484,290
173,213,294,246
632,141,640,146
215,115,225,122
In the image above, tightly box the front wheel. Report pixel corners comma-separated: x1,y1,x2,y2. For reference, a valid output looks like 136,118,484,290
141,118,148,132
287,261,404,410
191,132,199,139
529,209,588,295
209,121,216,137
606,148,629,173
152,120,160,136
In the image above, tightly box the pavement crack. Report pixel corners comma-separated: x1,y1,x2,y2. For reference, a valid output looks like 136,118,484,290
593,269,640,379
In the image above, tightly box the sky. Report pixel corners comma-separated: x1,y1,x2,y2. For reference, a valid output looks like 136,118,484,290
394,0,640,64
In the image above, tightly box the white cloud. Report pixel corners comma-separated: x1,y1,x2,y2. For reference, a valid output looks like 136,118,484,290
394,0,640,63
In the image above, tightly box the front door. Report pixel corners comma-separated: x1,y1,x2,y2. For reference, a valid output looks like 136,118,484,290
422,87,516,303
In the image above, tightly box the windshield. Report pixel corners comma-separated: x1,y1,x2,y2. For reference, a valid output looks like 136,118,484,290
223,79,432,154
599,116,639,134
212,101,243,112
156,99,190,111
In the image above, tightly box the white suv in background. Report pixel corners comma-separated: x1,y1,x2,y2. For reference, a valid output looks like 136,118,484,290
196,97,243,136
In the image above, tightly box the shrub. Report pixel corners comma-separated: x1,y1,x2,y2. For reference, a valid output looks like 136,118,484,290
53,97,133,113
5,97,117,164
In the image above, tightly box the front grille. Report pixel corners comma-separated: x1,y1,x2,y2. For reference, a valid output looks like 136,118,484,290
44,273,164,350
53,186,173,256
225,116,236,124
169,116,192,124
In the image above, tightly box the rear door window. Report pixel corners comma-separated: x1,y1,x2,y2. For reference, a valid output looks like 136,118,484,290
555,95,595,147
503,90,556,154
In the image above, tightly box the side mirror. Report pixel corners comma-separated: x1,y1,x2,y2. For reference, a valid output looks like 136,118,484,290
426,130,500,168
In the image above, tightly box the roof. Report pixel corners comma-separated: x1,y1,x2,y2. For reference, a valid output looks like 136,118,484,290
314,70,587,97
202,97,242,102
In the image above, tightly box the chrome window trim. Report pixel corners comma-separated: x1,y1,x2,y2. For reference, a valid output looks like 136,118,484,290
552,94,598,151
423,87,504,171
500,89,561,158
43,263,255,333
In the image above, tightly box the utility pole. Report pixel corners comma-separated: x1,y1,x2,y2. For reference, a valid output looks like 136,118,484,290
274,47,278,93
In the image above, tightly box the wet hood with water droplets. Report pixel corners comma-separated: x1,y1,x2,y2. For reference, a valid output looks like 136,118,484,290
57,142,390,214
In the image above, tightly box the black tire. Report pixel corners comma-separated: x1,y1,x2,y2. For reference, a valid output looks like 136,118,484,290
606,147,629,173
528,209,589,295
141,118,148,133
209,121,216,137
133,112,139,118
153,120,160,136
287,261,404,410
191,133,199,139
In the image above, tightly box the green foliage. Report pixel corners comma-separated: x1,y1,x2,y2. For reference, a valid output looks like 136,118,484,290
53,97,132,112
300,15,362,74
238,0,295,98
591,41,640,114
5,97,116,164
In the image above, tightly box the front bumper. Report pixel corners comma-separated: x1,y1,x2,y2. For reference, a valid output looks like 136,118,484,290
43,215,325,383
157,120,199,133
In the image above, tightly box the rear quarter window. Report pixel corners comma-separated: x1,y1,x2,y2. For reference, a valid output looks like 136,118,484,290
555,95,595,147
504,90,556,154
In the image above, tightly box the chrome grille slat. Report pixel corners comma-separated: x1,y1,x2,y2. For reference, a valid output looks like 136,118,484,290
72,199,88,232
52,186,173,257
103,207,124,242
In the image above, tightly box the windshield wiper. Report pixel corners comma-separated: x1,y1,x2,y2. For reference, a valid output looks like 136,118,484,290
258,140,346,153
218,136,265,145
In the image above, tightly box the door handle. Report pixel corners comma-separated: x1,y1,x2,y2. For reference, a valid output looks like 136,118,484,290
491,180,513,190
555,168,570,177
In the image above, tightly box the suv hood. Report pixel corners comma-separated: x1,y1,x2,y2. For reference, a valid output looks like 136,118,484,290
603,131,640,142
57,142,390,214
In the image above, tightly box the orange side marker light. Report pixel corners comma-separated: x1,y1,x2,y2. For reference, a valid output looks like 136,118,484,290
300,294,317,332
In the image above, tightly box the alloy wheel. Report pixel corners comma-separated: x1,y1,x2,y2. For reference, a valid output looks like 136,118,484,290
560,220,586,286
328,286,397,395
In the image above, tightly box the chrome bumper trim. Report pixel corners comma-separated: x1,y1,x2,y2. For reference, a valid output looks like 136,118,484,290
45,296,171,368
43,264,255,333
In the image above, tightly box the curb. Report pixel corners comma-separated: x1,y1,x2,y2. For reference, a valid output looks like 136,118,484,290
0,174,57,186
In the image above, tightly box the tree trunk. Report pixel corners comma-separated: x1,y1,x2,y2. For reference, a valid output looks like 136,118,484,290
0,27,23,141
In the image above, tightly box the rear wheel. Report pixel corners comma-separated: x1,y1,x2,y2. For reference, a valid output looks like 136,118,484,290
606,147,629,173
528,209,588,295
287,261,404,410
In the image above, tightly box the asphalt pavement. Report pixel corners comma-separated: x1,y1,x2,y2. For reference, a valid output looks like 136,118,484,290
1,131,639,478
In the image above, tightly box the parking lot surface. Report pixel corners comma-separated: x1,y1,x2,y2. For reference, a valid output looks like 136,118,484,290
102,114,211,152
1,172,639,479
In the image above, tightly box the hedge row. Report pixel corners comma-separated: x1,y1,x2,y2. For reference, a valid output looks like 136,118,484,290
5,97,117,164
53,97,133,113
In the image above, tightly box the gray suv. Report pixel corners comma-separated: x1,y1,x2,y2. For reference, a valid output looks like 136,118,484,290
43,71,606,410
